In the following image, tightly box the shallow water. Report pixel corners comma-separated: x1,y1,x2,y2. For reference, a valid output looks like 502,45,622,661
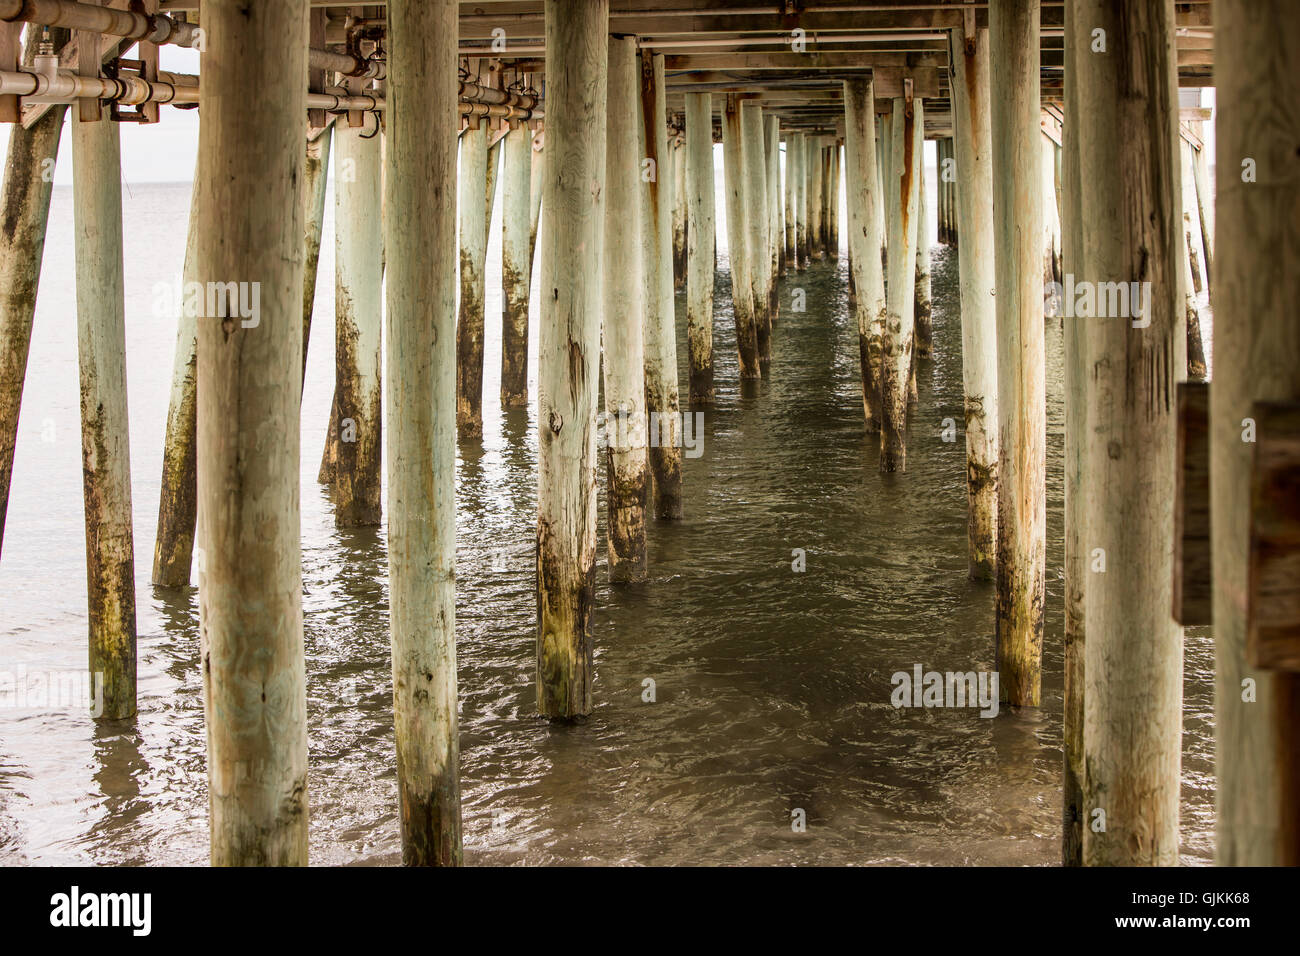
0,172,1215,865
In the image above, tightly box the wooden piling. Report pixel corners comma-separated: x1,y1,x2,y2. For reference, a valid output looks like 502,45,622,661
843,78,886,435
72,110,136,722
791,131,808,271
501,123,533,407
952,29,999,583
152,172,201,587
990,0,1045,706
685,91,716,405
1179,138,1205,298
456,123,489,439
808,140,825,261
722,96,760,377
1076,0,1183,866
782,134,796,272
604,35,649,584
828,144,841,257
1190,137,1213,293
671,131,688,291
914,156,933,358
195,0,309,865
765,114,781,322
0,98,68,563
1059,2,1085,866
537,0,608,719
331,120,383,527
301,127,332,387
742,102,771,370
1181,156,1208,382
639,50,683,519
384,0,461,864
880,98,922,473
1212,0,1300,867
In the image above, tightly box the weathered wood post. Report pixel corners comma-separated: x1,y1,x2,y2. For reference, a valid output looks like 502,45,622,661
914,155,933,358
301,127,332,387
385,0,461,864
808,140,825,260
880,98,922,472
152,173,202,587
671,130,688,290
72,103,136,721
501,122,533,407
952,29,999,581
529,131,544,271
876,115,889,269
742,102,771,370
829,143,841,257
791,131,808,271
765,114,782,322
456,121,489,439
722,95,760,377
1,77,68,561
1190,137,1213,292
1212,0,1300,867
196,0,309,865
1059,2,1085,865
1076,0,1183,866
1182,207,1208,381
782,135,795,274
604,35,649,584
639,50,683,518
537,0,608,719
1179,137,1206,296
844,78,886,435
990,0,1045,706
685,91,716,405
330,120,383,527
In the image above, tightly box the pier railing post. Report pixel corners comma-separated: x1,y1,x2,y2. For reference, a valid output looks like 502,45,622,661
195,0,309,864
991,0,1045,706
72,100,136,721
1076,0,1183,865
537,0,608,719
604,35,649,584
685,91,716,405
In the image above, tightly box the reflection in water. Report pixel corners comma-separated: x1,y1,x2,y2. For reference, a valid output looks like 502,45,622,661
0,179,1214,865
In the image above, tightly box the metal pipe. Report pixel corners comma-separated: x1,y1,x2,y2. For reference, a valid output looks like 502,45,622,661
0,67,543,119
0,0,198,46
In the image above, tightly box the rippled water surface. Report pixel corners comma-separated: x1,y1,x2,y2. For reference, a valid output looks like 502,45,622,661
0,175,1215,865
